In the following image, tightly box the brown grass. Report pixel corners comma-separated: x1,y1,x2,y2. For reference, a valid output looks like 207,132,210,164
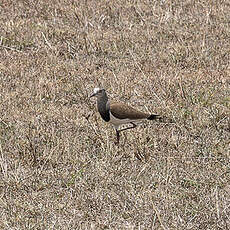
0,0,229,229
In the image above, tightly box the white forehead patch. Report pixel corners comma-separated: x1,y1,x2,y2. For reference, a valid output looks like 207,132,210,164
93,88,101,94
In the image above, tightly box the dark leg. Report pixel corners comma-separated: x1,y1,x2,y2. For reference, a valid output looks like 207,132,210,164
115,129,120,144
115,123,137,145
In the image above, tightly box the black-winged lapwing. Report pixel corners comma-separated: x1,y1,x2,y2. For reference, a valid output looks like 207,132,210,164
90,88,160,144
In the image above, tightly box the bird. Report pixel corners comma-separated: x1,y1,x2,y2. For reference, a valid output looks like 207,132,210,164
90,88,160,144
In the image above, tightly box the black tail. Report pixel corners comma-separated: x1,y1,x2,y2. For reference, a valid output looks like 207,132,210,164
147,114,160,120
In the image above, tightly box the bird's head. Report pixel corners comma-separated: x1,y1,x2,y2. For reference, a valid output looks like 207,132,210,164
90,88,106,98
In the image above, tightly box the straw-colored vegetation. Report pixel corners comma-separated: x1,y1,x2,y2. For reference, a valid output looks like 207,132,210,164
0,0,229,229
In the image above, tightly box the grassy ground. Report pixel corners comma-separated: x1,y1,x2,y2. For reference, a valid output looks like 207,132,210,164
0,0,229,229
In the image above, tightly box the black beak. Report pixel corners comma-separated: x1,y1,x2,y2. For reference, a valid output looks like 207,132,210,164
89,93,97,98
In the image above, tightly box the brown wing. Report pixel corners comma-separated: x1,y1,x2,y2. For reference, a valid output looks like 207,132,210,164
110,102,150,120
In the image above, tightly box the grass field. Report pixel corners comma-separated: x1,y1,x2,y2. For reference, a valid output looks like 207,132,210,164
0,0,229,229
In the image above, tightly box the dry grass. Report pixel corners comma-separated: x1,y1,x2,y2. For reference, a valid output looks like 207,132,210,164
0,0,229,229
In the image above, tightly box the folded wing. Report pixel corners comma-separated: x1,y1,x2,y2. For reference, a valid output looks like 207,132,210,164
110,102,151,120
